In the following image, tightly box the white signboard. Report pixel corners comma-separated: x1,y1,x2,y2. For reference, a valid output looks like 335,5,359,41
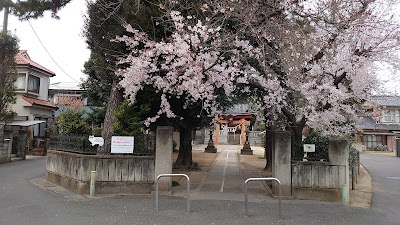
111,136,134,153
303,144,316,153
88,136,104,146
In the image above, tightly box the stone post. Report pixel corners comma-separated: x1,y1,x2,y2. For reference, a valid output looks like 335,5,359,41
205,127,217,153
241,129,253,155
0,129,11,163
155,126,173,192
328,140,350,203
18,130,27,160
271,131,292,197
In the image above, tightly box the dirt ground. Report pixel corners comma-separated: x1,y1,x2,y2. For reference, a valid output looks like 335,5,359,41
172,146,218,182
349,165,372,208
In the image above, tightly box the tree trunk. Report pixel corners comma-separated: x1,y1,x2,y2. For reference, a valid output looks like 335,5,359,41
99,83,123,153
264,109,275,172
264,128,274,171
174,127,193,168
291,125,304,160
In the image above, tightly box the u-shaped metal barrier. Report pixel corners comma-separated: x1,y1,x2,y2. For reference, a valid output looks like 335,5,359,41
244,177,282,218
155,174,190,213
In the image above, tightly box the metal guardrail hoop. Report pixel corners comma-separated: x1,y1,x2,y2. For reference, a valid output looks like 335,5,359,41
156,174,190,213
244,177,282,218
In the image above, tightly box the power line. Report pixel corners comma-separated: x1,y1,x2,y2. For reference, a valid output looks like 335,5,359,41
27,20,80,83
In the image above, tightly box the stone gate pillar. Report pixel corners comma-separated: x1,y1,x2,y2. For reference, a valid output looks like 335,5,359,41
328,140,350,203
155,126,173,192
271,131,292,197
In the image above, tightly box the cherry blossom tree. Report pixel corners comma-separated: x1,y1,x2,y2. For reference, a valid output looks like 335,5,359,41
116,10,252,124
206,0,400,159
116,0,400,162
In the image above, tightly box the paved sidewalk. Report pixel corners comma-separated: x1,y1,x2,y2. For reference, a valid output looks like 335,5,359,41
174,145,274,202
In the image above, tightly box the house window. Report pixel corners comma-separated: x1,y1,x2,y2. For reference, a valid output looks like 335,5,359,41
382,109,400,123
15,73,26,90
28,75,40,94
365,135,383,149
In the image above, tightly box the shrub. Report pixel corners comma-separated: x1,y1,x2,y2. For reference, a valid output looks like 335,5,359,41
56,109,89,135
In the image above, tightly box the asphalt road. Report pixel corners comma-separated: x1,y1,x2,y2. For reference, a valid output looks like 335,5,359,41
0,156,399,225
361,153,400,224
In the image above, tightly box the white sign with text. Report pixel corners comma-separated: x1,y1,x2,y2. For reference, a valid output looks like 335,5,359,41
111,136,134,153
303,144,316,153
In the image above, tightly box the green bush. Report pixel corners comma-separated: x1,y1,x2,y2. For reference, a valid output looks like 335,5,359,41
56,109,89,135
113,100,147,153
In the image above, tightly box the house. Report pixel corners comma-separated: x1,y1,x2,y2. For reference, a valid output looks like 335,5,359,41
48,88,89,117
356,96,400,153
11,50,57,138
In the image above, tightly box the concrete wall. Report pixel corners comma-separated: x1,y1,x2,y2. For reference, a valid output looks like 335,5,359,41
46,150,155,194
292,140,349,202
292,162,346,202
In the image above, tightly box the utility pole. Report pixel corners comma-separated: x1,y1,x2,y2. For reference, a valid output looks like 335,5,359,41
3,6,9,32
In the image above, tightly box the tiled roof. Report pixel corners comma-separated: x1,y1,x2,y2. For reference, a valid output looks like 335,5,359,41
355,116,400,131
370,96,400,107
21,96,57,109
15,50,56,76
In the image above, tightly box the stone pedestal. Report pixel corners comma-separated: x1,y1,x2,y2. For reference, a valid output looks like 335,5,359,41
205,142,217,153
241,143,253,155
155,126,173,191
241,129,253,155
205,128,217,153
271,131,292,197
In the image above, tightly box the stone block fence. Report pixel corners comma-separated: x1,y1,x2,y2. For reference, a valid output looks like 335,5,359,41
271,131,350,202
46,150,155,194
46,127,172,195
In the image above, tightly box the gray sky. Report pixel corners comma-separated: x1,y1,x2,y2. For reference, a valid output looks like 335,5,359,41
1,1,399,93
1,0,90,89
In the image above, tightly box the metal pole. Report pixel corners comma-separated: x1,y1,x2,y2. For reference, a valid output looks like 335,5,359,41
244,178,282,218
90,171,96,197
278,182,282,218
156,177,159,211
156,174,190,213
244,182,249,215
3,6,9,32
186,176,190,213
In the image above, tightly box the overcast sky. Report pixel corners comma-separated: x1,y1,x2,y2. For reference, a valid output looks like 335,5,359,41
1,0,90,89
1,1,399,93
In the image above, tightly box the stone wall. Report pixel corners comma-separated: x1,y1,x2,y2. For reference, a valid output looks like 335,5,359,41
46,150,155,194
292,162,346,201
291,140,349,202
0,128,12,164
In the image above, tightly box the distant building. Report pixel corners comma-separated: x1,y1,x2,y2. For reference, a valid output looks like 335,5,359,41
11,50,57,138
356,96,400,152
48,89,90,117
